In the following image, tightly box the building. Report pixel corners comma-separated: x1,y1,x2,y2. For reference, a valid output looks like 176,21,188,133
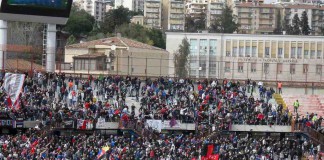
186,0,208,18
131,15,145,25
135,0,145,12
162,0,186,31
62,36,169,76
233,2,324,35
281,4,324,35
166,32,324,82
115,0,135,10
144,0,162,28
207,0,224,27
74,0,107,21
234,2,277,34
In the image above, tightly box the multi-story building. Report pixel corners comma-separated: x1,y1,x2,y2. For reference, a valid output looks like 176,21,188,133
166,32,324,82
281,4,324,35
114,0,134,10
144,0,162,28
207,0,224,27
135,0,145,12
162,0,186,31
186,0,208,18
234,2,277,34
74,0,107,22
234,2,324,35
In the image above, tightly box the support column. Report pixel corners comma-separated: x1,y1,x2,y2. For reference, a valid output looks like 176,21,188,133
0,20,7,70
46,24,57,72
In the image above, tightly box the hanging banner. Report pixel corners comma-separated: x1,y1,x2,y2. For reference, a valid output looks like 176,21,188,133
3,73,25,110
146,120,162,132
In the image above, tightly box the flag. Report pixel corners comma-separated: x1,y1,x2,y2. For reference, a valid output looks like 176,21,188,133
77,119,87,130
206,144,214,157
3,73,25,110
97,146,110,159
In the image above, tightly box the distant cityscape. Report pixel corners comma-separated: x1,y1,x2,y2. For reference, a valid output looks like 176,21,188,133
74,0,324,35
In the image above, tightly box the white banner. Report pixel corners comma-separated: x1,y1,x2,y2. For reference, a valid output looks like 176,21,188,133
146,120,162,132
3,73,25,109
162,120,181,129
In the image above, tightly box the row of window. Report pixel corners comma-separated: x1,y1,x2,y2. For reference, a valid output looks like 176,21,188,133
223,62,323,75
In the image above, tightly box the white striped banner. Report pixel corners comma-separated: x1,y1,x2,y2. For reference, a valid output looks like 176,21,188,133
3,73,25,109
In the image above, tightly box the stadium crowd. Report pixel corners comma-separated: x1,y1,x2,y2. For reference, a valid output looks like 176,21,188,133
0,71,323,159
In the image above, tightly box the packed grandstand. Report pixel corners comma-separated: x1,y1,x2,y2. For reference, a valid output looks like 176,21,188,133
0,71,323,159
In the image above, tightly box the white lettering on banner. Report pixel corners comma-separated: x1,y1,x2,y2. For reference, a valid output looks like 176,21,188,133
162,120,181,129
146,120,162,132
238,58,298,63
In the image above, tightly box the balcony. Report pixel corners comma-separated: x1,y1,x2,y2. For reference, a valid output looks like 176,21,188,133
146,3,160,8
170,15,184,19
238,14,252,19
170,20,184,25
170,9,184,14
146,9,159,13
238,9,251,13
259,15,274,19
171,3,184,8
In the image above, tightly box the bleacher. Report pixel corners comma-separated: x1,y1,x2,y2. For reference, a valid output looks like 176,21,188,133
282,94,324,126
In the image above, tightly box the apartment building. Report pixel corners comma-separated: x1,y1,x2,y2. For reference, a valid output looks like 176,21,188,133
162,0,186,31
74,0,107,21
144,0,162,28
115,0,135,10
207,0,224,27
282,4,324,35
234,2,324,35
234,2,277,34
186,0,208,18
166,32,324,82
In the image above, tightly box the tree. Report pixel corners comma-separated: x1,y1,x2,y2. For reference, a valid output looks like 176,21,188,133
282,19,293,35
209,5,239,33
300,11,311,35
273,10,282,34
185,15,196,32
291,13,301,35
66,35,77,45
185,12,206,32
101,6,132,34
63,5,95,36
174,38,190,78
116,23,166,49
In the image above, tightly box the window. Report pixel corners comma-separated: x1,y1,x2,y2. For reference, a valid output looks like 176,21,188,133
277,63,283,74
225,62,231,72
238,62,244,72
311,50,315,59
316,65,322,75
303,64,308,74
297,47,302,59
199,39,208,55
278,48,283,58
264,63,269,74
317,50,322,59
245,46,251,57
226,51,231,57
190,39,198,55
251,63,256,72
209,62,217,74
304,50,309,58
252,46,257,57
290,64,296,74
209,39,217,55
291,47,296,58
239,47,244,57
232,47,237,57
265,47,270,58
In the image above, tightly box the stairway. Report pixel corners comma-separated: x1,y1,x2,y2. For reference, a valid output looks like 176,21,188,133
273,93,287,109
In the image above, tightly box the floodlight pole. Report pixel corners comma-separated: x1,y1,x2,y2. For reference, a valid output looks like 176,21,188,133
46,24,57,73
0,20,7,71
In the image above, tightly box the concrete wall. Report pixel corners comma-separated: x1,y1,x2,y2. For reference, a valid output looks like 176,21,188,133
231,124,292,132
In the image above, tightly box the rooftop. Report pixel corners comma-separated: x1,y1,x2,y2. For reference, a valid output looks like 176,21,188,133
73,53,107,59
66,37,165,51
